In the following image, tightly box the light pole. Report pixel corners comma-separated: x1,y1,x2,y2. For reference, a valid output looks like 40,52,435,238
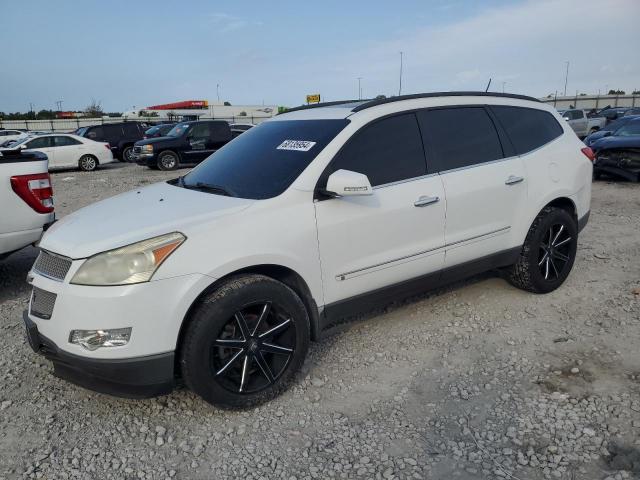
216,84,220,103
563,61,569,97
502,82,506,93
357,77,362,100
399,51,403,96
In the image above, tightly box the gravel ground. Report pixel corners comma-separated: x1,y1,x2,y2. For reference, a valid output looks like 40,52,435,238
1,163,639,480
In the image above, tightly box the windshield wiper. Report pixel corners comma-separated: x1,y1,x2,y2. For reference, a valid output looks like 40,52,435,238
183,180,235,197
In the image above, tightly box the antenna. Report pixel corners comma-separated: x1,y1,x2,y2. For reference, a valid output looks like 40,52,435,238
485,78,492,92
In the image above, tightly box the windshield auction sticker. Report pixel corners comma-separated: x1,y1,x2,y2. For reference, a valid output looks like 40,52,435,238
277,140,316,152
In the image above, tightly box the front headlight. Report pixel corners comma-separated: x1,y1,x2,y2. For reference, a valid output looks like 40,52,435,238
70,232,185,286
141,144,153,153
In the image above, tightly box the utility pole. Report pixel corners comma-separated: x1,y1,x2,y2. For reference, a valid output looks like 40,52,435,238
55,100,63,111
502,82,506,93
563,61,569,97
357,77,362,100
398,52,403,96
216,84,220,103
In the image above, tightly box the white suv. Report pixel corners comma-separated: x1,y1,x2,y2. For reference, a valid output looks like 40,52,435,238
23,92,593,408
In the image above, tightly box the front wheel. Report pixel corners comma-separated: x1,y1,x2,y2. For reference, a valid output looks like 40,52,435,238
506,206,578,293
179,275,310,409
157,151,178,170
78,155,98,172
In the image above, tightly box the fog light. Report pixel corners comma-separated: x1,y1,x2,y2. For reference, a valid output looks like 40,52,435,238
69,328,132,351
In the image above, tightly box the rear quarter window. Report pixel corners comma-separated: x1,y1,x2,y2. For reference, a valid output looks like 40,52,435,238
490,106,563,155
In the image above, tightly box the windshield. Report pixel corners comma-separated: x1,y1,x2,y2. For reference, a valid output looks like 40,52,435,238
166,122,191,137
614,122,640,137
180,119,349,200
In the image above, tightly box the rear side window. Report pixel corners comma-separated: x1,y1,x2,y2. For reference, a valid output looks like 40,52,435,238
86,126,104,141
26,137,53,149
417,107,503,172
329,113,426,186
491,106,563,155
54,136,81,146
209,122,232,142
123,123,140,136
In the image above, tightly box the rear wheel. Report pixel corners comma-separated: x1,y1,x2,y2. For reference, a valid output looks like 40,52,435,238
157,151,178,170
78,155,98,172
507,207,578,293
121,146,134,162
180,275,310,409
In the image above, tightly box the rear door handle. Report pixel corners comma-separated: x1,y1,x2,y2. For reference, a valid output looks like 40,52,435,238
414,195,440,207
505,175,524,185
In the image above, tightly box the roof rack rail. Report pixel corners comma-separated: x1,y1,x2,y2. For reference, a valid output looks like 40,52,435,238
351,91,540,112
278,99,362,115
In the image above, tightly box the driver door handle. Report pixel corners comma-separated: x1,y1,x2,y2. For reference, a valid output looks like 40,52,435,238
414,195,440,207
505,175,524,185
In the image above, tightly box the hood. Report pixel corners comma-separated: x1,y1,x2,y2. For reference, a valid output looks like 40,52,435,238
135,136,181,146
584,130,609,146
41,181,254,258
591,135,640,151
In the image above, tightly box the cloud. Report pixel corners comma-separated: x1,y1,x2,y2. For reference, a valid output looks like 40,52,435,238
269,0,640,103
209,13,262,33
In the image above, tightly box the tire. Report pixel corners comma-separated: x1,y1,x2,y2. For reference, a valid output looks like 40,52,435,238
179,274,310,409
78,155,98,172
121,146,134,162
506,206,578,294
157,151,179,170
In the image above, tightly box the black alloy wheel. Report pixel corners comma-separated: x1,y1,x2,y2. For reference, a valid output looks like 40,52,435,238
212,302,296,394
507,206,578,293
537,223,573,281
180,274,310,408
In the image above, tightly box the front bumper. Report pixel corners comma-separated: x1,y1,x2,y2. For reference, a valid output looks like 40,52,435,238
133,152,156,166
24,312,174,398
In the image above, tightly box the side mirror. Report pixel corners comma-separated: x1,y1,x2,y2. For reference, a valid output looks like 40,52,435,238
19,143,27,149
563,116,570,121
325,169,373,197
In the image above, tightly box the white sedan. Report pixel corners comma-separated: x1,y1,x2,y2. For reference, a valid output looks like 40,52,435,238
10,134,114,171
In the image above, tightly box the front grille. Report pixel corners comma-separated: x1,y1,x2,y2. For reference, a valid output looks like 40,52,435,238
30,287,57,320
33,250,72,281
133,146,142,154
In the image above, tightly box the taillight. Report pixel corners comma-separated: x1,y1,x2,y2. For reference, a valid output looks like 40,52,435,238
10,173,54,213
581,147,595,162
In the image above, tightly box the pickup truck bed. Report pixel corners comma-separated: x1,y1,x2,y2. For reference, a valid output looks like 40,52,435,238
0,150,55,259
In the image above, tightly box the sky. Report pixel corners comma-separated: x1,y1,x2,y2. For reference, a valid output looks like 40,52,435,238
1,0,639,112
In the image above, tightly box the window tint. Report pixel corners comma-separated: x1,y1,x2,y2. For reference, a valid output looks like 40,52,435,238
417,107,503,172
123,123,140,136
54,135,81,146
26,137,53,149
491,106,563,155
182,119,349,200
190,123,211,139
103,125,122,138
329,113,426,186
86,126,104,140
